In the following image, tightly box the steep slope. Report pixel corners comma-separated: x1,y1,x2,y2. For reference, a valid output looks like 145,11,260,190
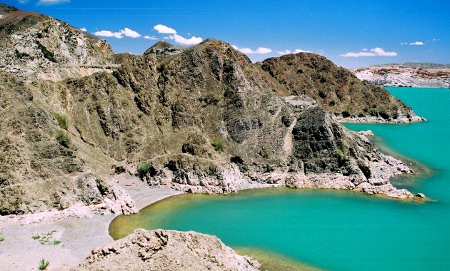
1,37,416,215
0,6,421,215
0,3,115,82
259,53,424,123
77,229,260,271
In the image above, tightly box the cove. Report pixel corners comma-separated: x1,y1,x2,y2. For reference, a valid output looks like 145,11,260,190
110,87,450,271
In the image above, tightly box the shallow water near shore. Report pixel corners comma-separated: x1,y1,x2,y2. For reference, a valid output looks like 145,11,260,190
110,87,450,271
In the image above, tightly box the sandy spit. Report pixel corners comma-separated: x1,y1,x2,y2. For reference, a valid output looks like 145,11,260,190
0,175,181,271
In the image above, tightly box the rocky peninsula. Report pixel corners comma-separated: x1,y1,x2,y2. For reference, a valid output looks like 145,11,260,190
352,63,450,88
0,3,427,270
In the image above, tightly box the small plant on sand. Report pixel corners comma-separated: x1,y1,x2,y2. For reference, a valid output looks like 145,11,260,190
38,258,50,270
211,138,225,152
32,231,61,245
54,113,69,130
55,130,70,148
0,232,4,241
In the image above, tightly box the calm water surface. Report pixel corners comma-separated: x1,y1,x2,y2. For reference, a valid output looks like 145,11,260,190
111,87,450,271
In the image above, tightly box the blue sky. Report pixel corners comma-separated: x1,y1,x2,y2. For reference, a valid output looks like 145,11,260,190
3,0,450,68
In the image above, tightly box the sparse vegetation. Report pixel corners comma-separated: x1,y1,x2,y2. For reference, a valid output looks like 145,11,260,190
32,231,61,245
211,138,225,152
38,258,50,270
0,232,4,241
54,113,69,130
335,149,349,167
137,162,156,180
55,130,70,148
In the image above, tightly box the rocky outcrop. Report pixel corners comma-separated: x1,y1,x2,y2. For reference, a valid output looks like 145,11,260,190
259,53,424,123
0,4,115,82
76,229,260,271
144,40,184,57
0,5,424,215
352,64,450,88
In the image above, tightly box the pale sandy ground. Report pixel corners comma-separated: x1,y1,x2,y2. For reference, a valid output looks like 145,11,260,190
0,175,181,271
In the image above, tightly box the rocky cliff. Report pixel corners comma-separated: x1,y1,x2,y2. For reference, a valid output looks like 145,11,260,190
0,3,115,82
352,64,450,88
259,53,424,123
76,229,260,271
0,4,422,215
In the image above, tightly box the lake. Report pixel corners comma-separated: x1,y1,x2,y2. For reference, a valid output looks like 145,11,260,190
110,87,450,271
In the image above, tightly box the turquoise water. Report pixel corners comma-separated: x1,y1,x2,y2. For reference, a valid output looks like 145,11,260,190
111,88,450,271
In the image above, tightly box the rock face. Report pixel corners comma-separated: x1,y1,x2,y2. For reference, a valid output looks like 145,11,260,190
144,40,183,57
0,5,421,215
0,3,115,82
259,53,424,123
352,63,450,88
76,229,260,271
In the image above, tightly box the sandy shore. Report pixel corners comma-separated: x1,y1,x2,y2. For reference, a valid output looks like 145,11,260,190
0,175,181,271
0,144,425,271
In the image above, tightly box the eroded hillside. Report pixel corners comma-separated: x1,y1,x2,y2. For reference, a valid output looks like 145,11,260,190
0,4,421,215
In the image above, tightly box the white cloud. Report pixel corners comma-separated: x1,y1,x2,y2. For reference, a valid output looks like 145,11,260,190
278,50,292,55
17,0,29,4
371,47,397,56
233,45,272,54
294,48,311,53
341,47,397,57
153,24,202,45
94,30,124,39
278,48,311,55
401,41,426,46
144,35,158,40
94,28,141,39
37,0,70,5
121,28,141,38
80,27,87,32
169,34,202,45
154,24,177,34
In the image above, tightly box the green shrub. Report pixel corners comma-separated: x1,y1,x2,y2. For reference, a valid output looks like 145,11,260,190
54,113,69,130
38,259,50,270
211,138,225,152
335,149,349,166
55,130,70,148
53,240,61,245
137,162,156,180
0,233,4,241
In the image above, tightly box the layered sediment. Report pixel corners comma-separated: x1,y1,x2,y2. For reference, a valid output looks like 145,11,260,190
352,63,450,88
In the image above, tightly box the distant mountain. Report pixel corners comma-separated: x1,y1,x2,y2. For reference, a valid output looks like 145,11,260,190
372,63,450,69
352,63,450,88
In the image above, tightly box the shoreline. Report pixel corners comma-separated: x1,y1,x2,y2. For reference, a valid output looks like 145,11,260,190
0,176,182,271
0,133,429,270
